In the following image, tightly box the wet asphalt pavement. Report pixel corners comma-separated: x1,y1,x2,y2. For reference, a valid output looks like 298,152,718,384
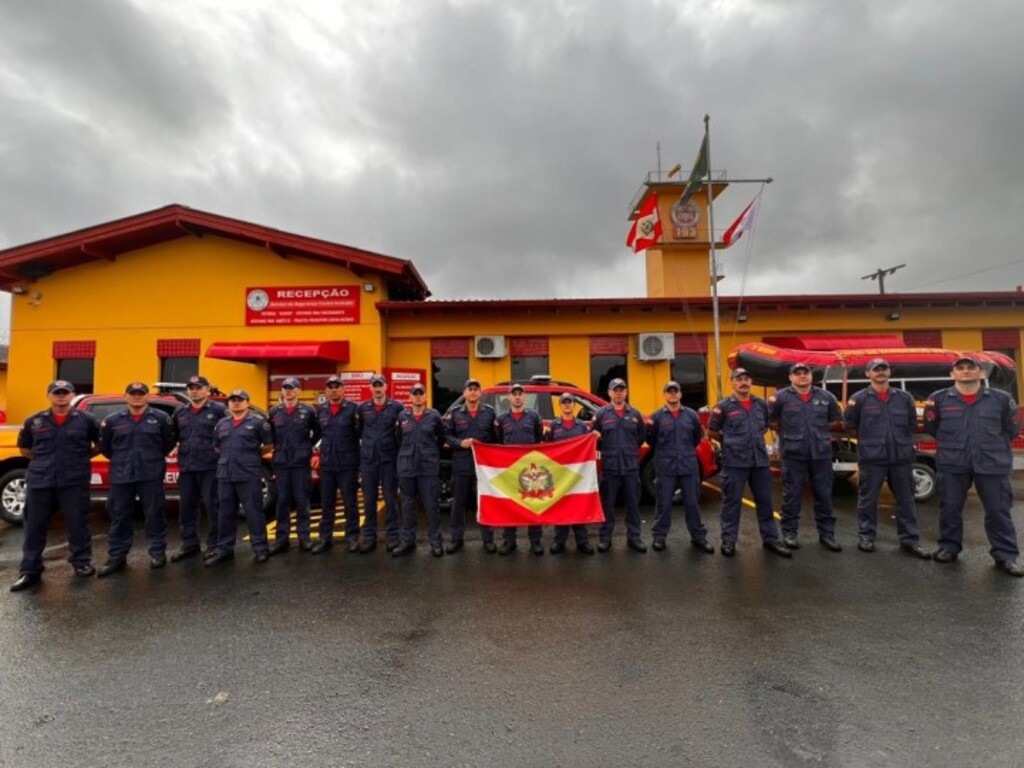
1,481,1024,768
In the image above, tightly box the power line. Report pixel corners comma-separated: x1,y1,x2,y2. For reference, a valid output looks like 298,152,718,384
861,264,906,294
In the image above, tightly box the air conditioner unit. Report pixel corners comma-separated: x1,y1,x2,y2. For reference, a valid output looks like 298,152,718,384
474,335,507,359
637,333,675,362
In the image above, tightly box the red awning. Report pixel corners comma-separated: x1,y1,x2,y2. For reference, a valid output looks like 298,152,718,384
205,341,350,363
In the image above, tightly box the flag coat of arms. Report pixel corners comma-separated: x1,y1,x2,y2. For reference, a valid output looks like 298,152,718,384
472,432,604,526
626,193,663,253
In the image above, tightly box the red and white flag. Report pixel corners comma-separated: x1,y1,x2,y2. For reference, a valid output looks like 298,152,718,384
722,194,761,247
472,432,604,527
626,194,662,253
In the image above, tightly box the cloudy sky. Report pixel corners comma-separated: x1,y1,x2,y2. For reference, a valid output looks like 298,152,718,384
2,0,1023,335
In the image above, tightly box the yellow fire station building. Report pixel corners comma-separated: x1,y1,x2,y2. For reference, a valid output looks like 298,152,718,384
1,187,1022,423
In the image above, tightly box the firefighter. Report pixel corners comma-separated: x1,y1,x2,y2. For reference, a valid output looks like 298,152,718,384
443,378,499,554
356,374,405,552
592,378,647,553
205,389,274,566
268,377,321,555
843,359,930,558
97,382,176,577
768,362,844,552
924,355,1024,576
646,381,713,554
707,369,790,558
393,382,446,557
314,374,360,554
170,375,226,562
495,383,546,555
545,392,595,555
10,380,100,592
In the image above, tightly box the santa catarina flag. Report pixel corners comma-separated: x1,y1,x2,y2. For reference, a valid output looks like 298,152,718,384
626,193,663,253
472,432,604,526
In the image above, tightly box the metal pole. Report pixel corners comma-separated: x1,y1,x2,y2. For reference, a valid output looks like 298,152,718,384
705,114,723,399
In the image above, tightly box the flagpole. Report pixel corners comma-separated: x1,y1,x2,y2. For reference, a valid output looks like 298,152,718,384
704,114,723,399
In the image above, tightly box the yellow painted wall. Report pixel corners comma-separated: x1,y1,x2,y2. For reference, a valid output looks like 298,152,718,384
7,235,386,421
382,305,1024,414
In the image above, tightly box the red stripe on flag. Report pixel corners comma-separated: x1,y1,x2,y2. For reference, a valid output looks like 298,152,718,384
478,493,604,527
472,432,597,469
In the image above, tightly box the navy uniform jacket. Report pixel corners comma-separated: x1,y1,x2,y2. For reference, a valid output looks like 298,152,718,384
357,398,405,466
923,387,1021,475
547,417,590,442
269,402,321,469
444,403,499,475
591,404,645,474
396,408,445,478
173,400,227,473
18,409,99,488
214,412,273,482
100,407,176,484
843,387,917,465
316,400,360,472
768,386,842,460
646,405,703,476
496,410,544,446
707,395,771,468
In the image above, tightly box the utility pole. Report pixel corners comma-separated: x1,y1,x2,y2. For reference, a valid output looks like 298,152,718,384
861,264,906,294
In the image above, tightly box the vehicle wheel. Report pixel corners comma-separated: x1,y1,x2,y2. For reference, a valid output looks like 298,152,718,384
911,462,937,502
0,468,28,525
438,462,453,512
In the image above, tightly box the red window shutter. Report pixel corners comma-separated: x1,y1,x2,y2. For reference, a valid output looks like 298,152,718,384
52,341,96,359
674,334,708,354
982,329,1020,349
902,330,942,348
589,336,628,356
510,337,549,356
157,338,201,357
430,338,470,359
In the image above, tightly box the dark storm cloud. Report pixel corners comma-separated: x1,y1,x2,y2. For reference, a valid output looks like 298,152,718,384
1,0,1022,313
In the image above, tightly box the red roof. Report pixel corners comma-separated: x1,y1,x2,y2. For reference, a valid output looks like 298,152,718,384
377,291,1024,315
0,205,429,300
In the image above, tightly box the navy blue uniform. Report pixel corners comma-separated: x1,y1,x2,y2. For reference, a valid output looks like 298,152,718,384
100,408,176,563
396,408,445,546
546,417,592,547
924,387,1021,562
17,409,99,575
591,404,646,544
444,403,499,545
496,410,545,546
843,387,922,545
357,398,405,546
646,405,707,542
707,396,780,545
212,412,273,556
269,402,321,544
173,399,227,552
768,386,843,539
316,400,361,543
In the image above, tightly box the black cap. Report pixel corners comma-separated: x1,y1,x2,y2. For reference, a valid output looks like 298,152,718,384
281,377,302,389
370,374,387,386
559,392,574,403
789,362,812,374
325,375,343,386
952,355,980,368
125,382,149,394
464,378,481,389
607,378,627,390
509,383,525,393
187,375,210,388
730,368,752,380
227,389,250,401
663,381,681,392
47,379,75,395
865,358,890,372
410,382,426,395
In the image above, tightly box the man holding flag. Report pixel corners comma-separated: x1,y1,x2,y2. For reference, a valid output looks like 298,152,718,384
545,393,595,555
495,383,546,555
